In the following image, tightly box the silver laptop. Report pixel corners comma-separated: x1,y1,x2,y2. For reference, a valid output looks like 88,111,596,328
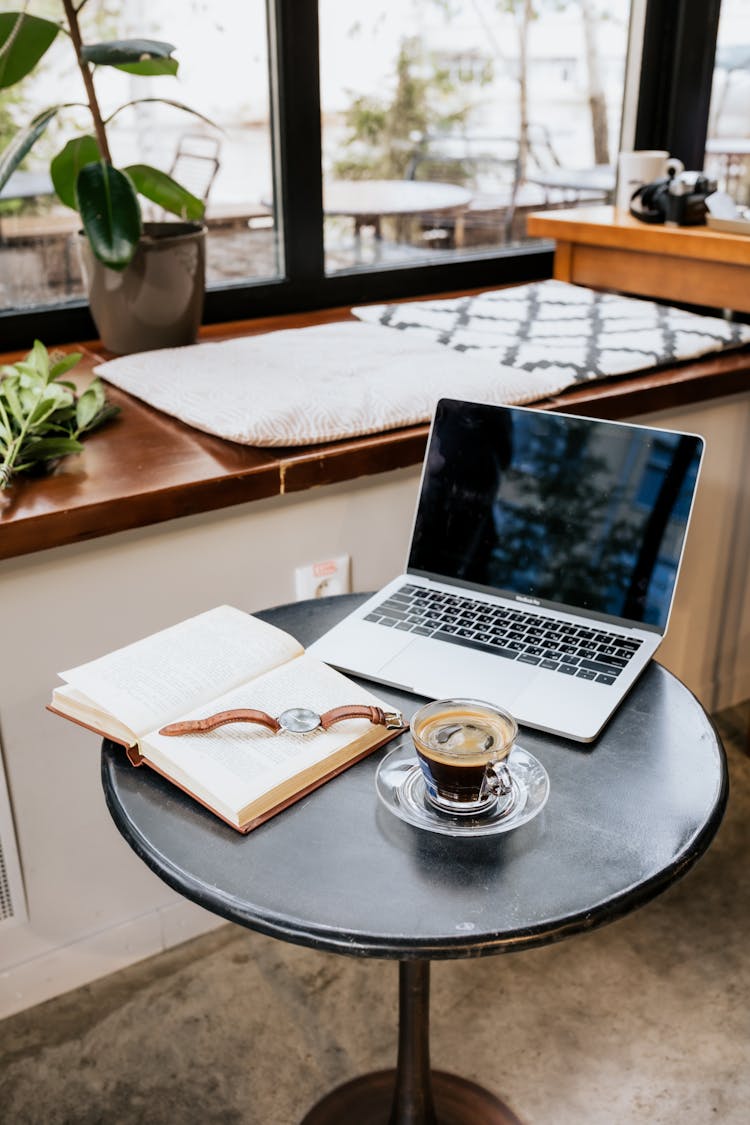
309,398,704,742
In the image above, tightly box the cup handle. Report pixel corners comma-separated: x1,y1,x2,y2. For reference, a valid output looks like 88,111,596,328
486,760,513,797
666,157,685,177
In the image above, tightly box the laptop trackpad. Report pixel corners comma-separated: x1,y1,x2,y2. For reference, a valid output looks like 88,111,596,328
309,616,417,673
379,639,529,709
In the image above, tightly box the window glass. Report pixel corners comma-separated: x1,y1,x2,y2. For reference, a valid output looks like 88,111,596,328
705,0,750,207
319,0,632,274
0,1,278,315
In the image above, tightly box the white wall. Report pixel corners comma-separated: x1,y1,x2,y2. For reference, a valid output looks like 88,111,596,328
0,468,420,1019
0,391,747,1019
631,394,750,711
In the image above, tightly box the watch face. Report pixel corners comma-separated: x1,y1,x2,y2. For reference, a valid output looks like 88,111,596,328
277,707,322,734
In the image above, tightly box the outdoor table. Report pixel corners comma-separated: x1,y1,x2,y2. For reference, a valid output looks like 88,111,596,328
324,180,472,248
0,170,54,203
101,594,727,1124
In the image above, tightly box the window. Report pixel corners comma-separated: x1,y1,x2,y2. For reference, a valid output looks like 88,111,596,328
319,0,631,271
0,0,727,349
705,0,750,206
0,1,279,320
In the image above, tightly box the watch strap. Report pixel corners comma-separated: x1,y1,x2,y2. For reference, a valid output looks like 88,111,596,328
160,708,280,737
159,704,405,737
319,705,402,730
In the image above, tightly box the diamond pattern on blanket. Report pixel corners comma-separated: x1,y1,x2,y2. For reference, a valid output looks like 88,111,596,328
353,280,750,382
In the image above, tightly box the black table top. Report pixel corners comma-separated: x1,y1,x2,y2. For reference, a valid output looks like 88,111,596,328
102,595,728,961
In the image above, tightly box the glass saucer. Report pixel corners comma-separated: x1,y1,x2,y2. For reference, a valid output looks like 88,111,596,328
375,743,549,837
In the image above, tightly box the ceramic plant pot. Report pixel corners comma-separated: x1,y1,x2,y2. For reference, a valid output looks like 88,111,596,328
79,221,206,355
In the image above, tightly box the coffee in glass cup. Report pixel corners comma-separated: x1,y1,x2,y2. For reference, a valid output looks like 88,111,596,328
410,698,518,816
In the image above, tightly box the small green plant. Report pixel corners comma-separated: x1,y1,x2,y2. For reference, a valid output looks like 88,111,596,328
0,341,119,489
0,4,213,270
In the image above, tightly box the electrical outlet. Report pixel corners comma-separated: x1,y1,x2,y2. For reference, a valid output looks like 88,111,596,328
295,554,351,600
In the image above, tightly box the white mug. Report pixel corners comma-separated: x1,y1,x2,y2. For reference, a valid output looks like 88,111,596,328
616,150,685,211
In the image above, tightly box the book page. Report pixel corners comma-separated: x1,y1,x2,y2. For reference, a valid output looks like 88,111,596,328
142,654,391,817
50,685,139,747
58,606,303,738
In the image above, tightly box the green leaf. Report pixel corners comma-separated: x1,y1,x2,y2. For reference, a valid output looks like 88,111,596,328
116,57,178,77
75,379,105,431
0,401,17,438
1,376,24,424
0,12,59,89
0,106,59,192
124,163,205,220
28,384,73,428
50,353,83,379
81,39,176,66
30,339,49,381
13,362,44,385
45,406,77,429
86,402,120,432
75,396,98,433
18,436,84,464
18,382,42,413
0,395,13,440
76,162,143,271
51,136,101,210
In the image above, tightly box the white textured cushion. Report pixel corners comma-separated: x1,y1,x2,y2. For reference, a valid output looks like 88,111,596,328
96,321,576,447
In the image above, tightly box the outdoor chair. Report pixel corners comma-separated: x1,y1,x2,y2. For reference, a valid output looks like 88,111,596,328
403,125,609,247
405,131,523,245
166,133,222,213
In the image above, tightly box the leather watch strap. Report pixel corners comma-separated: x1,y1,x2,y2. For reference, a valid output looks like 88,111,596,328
159,704,405,737
160,708,280,736
319,705,393,729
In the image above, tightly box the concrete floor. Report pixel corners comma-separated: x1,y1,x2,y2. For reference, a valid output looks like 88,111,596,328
1,702,748,1125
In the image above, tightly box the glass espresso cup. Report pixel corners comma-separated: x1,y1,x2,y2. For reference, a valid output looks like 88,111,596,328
411,698,518,816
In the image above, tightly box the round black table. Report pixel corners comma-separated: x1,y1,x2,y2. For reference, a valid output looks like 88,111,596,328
102,595,727,1125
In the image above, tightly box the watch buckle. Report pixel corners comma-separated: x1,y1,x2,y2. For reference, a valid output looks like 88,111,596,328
384,709,405,729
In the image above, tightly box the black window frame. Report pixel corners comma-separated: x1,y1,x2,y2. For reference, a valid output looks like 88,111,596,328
0,0,722,352
634,0,721,171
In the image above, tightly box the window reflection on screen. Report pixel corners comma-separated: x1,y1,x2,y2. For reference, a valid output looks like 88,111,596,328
408,401,703,628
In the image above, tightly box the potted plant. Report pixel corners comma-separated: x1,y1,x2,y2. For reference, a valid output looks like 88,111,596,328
0,4,215,354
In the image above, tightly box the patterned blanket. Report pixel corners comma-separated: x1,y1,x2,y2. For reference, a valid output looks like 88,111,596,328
353,280,750,383
96,282,750,448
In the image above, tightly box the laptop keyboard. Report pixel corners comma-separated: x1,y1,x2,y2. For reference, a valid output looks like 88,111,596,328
365,584,643,686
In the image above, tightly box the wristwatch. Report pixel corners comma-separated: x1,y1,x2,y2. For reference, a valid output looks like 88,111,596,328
159,704,405,737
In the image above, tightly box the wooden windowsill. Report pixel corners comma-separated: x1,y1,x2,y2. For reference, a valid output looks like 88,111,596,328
1,295,749,562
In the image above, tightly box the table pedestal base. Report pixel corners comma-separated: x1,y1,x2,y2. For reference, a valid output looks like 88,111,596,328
301,961,522,1124
300,1068,521,1124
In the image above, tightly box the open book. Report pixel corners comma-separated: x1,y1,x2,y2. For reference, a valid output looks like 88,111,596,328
49,605,403,833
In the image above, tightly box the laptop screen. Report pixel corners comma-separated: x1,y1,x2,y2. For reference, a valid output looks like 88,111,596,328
408,399,703,630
